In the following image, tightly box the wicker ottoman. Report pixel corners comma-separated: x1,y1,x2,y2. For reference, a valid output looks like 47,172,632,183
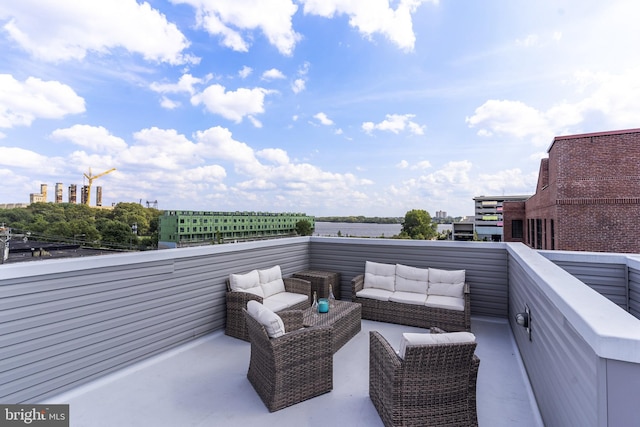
293,270,341,300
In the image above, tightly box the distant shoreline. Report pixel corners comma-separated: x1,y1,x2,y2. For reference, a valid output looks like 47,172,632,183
314,217,402,224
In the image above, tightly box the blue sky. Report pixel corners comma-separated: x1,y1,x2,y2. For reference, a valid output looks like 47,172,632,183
1,0,639,217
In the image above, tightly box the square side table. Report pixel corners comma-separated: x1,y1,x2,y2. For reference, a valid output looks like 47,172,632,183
293,270,341,300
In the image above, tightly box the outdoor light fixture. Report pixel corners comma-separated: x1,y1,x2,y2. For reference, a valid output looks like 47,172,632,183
515,304,531,341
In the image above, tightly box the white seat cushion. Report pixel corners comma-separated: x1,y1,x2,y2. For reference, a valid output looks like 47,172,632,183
399,331,476,358
229,270,264,298
425,294,465,311
262,298,290,313
364,261,396,291
258,265,286,298
246,300,286,338
356,288,393,301
428,268,465,298
395,264,428,294
267,291,308,309
389,291,427,306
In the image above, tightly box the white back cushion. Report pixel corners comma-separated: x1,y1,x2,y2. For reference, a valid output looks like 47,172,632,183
395,264,428,294
399,331,476,358
364,261,396,291
258,265,286,298
229,270,264,298
428,268,465,298
247,300,286,338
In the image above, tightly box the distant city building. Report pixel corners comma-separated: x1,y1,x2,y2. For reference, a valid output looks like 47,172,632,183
55,183,63,204
0,203,29,209
29,184,48,204
158,211,315,248
435,210,447,219
503,128,640,253
473,195,531,242
452,222,474,241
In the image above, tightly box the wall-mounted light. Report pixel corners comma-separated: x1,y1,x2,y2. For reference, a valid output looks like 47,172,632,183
515,304,531,341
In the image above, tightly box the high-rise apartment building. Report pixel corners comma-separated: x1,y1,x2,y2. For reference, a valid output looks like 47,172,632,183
473,195,531,242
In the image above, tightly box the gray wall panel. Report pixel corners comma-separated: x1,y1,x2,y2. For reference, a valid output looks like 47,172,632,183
0,238,311,403
508,248,599,427
629,265,640,318
549,259,628,310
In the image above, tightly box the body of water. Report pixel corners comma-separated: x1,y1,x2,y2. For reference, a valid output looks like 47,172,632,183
313,222,452,238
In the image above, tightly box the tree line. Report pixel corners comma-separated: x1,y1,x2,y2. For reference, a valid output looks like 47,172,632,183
0,202,161,250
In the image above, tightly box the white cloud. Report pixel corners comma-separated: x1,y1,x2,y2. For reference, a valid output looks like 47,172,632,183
0,75,85,128
299,0,436,51
51,125,128,154
257,148,289,165
195,126,260,169
0,147,56,170
466,67,640,146
313,112,334,126
397,160,409,169
477,168,538,195
262,68,286,80
173,0,301,55
516,34,539,47
0,0,192,64
413,160,431,170
150,74,210,96
191,84,273,124
362,113,425,135
466,100,548,141
292,78,306,93
239,66,253,79
160,97,181,110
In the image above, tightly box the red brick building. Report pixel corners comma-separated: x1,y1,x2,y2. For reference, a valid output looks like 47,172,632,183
504,128,640,253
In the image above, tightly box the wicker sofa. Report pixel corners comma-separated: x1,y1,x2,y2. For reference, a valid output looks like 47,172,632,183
225,265,311,341
351,261,471,332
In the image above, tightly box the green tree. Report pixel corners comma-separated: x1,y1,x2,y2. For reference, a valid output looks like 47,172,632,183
97,219,134,248
295,220,313,236
111,202,150,234
400,209,437,240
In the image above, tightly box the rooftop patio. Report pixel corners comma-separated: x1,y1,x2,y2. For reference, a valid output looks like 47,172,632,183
3,237,640,426
44,317,541,427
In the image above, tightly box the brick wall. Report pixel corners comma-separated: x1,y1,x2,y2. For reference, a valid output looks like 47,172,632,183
507,129,640,253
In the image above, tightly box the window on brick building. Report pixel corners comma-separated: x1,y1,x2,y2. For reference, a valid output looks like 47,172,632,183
512,220,523,239
536,219,542,249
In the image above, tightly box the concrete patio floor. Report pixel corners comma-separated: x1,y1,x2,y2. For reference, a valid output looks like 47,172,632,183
45,316,543,427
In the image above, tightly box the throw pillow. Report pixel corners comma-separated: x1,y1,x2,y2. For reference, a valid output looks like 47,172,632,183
246,300,286,338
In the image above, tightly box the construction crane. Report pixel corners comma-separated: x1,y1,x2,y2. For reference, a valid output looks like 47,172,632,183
83,168,116,206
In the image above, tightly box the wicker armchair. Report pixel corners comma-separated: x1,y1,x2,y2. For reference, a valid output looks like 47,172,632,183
226,277,311,341
369,328,480,427
244,309,333,412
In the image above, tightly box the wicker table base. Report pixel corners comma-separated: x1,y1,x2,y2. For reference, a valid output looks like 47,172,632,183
302,300,361,354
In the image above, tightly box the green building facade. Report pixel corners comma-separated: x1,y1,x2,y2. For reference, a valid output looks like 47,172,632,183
158,211,315,248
